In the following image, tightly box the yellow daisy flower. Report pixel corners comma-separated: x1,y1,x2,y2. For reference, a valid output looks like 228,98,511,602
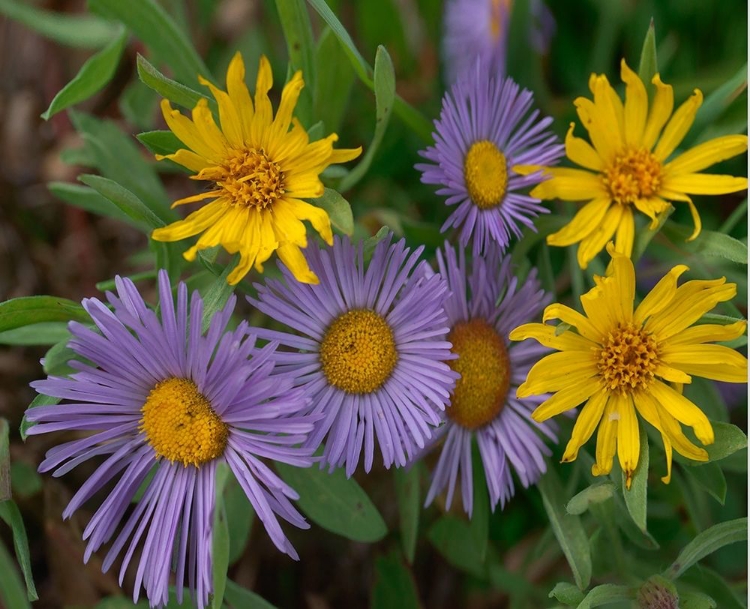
515,59,748,269
151,53,361,285
509,245,747,487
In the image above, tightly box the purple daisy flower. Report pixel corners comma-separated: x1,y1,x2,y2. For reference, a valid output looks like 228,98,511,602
424,244,557,514
417,61,564,257
249,234,459,477
26,271,315,609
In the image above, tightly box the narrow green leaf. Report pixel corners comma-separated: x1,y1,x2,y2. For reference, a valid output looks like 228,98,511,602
79,174,166,232
0,537,30,609
637,19,658,85
0,420,9,502
314,27,355,133
393,465,419,564
622,421,648,531
200,259,238,333
0,322,70,346
664,517,748,579
427,516,486,579
339,45,395,191
690,64,748,140
0,297,89,333
371,552,420,609
577,584,634,608
137,54,212,112
0,0,117,48
469,446,489,562
680,564,746,609
43,339,77,377
565,482,615,516
20,394,60,442
275,0,315,124
137,130,184,158
537,469,592,590
119,79,159,130
0,501,38,601
10,463,42,500
224,580,277,609
88,0,212,87
224,478,254,565
682,462,727,504
49,182,139,227
41,29,128,120
312,188,354,236
679,591,717,609
662,221,748,264
276,463,387,542
632,204,674,262
548,582,584,606
211,465,231,609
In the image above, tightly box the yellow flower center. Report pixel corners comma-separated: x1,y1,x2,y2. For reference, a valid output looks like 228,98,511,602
319,310,398,394
464,140,508,210
490,0,511,40
219,148,285,209
597,322,659,394
140,378,228,467
446,319,511,429
603,147,662,205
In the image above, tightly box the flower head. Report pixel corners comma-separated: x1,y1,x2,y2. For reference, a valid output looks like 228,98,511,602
510,245,748,486
249,234,459,476
152,53,361,285
26,271,315,609
424,244,556,514
417,62,563,256
517,59,749,269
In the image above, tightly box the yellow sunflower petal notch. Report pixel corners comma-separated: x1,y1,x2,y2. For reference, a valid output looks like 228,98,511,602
515,59,748,269
152,53,362,285
509,243,748,488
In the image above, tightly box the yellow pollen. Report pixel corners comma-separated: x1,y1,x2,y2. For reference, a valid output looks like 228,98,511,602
597,322,659,394
319,310,398,394
447,319,510,430
464,140,508,209
603,147,662,205
140,378,228,467
218,148,285,209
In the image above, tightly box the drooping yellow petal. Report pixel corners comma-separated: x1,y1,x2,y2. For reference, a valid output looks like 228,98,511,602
642,74,674,150
664,134,748,175
160,99,224,163
508,323,598,351
270,200,309,246
653,89,703,161
171,189,221,208
634,264,690,325
661,173,748,195
621,59,648,146
633,196,670,228
648,380,714,445
617,396,640,488
576,203,623,269
591,399,619,477
564,122,603,171
276,242,319,284
283,198,333,246
547,198,611,247
561,389,608,462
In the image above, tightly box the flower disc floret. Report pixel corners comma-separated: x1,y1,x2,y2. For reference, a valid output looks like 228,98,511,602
464,140,508,209
603,148,662,205
219,148,285,209
597,322,659,394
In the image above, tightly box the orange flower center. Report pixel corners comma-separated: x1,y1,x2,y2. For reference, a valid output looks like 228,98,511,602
446,319,511,429
464,140,508,210
597,322,659,394
219,148,285,209
603,147,662,205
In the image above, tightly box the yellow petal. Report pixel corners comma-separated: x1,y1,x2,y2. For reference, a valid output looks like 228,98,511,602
664,135,748,175
642,74,674,150
286,134,339,174
564,122,603,171
171,189,220,208
654,362,692,384
561,389,608,462
634,263,690,325
157,149,211,173
283,198,333,245
508,322,598,351
530,167,606,201
591,399,619,477
653,89,703,161
592,74,624,148
659,344,748,383
648,380,714,445
633,196,670,228
664,320,747,346
226,52,254,139
614,205,635,257
661,173,748,195
577,203,623,269
277,242,319,284
191,99,229,152
547,198,611,246
529,379,601,421
328,146,363,165
621,59,648,146
284,173,326,199
616,396,640,489
542,303,603,343
272,70,304,140
198,75,244,148
270,200,308,246
574,96,619,163
251,55,274,143
161,99,224,163
151,201,227,242
517,352,599,396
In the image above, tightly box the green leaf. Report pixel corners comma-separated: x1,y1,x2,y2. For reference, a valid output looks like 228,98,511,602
632,204,674,262
679,591,717,609
622,421,648,531
705,422,747,462
0,0,117,48
137,130,184,158
224,580,277,609
565,482,615,516
664,517,748,579
119,79,158,131
136,54,212,112
211,466,230,609
0,297,89,333
548,582,585,606
276,463,387,542
0,501,38,601
224,477,254,565
274,0,315,124
0,420,9,502
0,322,70,346
393,465,419,564
537,469,592,590
338,45,395,191
427,515,486,579
200,259,238,333
680,564,746,609
48,182,139,227
662,221,748,265
312,188,354,236
20,394,60,442
79,174,166,232
469,447,489,562
10,463,42,500
314,27,355,133
41,29,128,120
0,538,30,609
682,461,727,504
371,552,420,609
43,339,77,377
637,19,658,85
576,584,634,608
88,0,212,87
690,64,748,140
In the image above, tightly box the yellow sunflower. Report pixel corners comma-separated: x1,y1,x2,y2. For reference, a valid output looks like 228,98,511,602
515,59,748,269
151,53,361,285
509,245,747,487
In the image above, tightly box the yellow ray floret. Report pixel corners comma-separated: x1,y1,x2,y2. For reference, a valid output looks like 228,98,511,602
509,244,747,488
151,53,361,285
514,59,748,269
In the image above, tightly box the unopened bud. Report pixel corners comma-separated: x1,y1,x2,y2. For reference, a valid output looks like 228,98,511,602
637,575,679,609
